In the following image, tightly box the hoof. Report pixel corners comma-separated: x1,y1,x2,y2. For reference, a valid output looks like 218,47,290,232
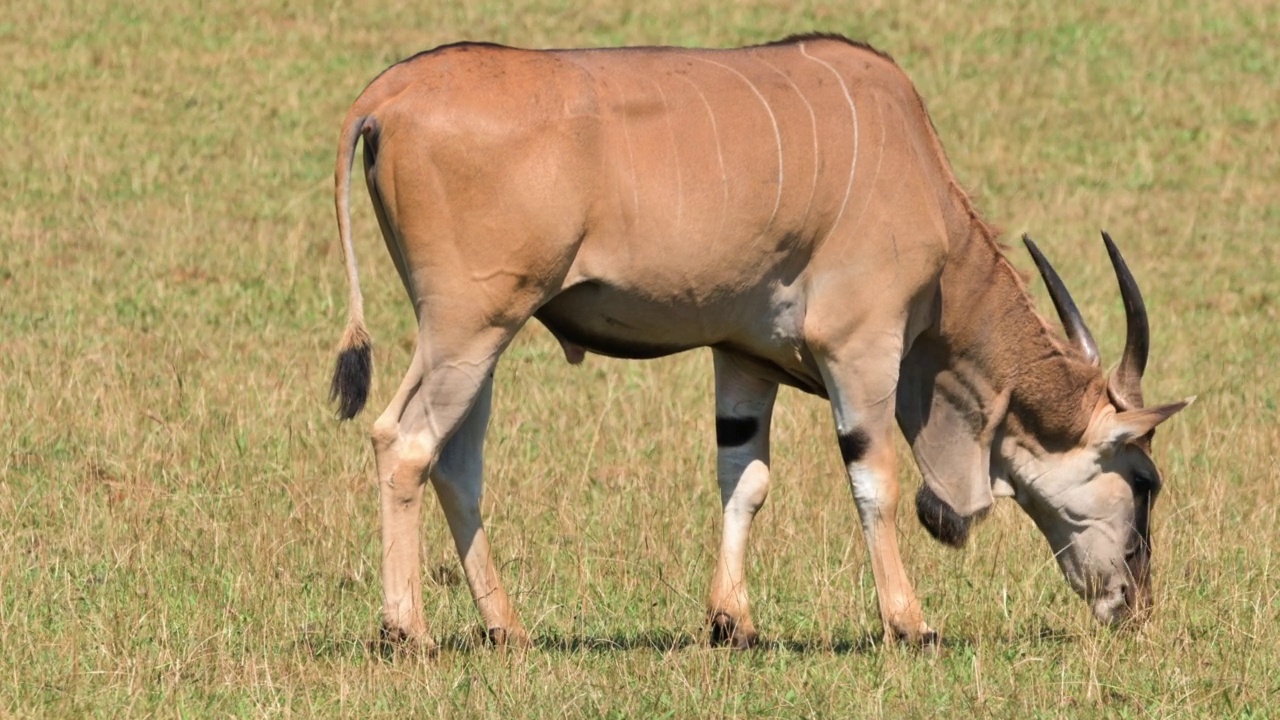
890,626,940,650
378,622,438,655
486,626,531,649
709,612,759,650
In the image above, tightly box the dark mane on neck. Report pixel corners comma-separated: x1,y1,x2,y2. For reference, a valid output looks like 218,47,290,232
966,220,1109,445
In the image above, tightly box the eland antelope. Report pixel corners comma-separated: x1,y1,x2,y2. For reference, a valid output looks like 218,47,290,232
329,34,1190,649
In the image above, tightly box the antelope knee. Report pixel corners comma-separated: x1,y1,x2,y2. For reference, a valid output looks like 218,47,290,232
371,416,400,453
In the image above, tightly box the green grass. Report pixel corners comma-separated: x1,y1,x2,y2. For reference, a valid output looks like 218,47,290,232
2,0,1277,716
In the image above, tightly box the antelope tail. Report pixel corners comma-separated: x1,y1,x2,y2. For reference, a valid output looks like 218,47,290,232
330,112,375,420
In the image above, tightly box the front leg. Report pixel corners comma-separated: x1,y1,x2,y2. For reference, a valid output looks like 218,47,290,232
841,427,935,644
819,350,935,645
706,351,779,649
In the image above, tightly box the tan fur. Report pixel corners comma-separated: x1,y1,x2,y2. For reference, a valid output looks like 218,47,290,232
330,36,1187,647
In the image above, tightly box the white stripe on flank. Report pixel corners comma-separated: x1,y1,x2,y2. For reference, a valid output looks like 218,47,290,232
652,79,684,236
848,99,889,239
690,55,784,233
674,72,729,246
799,42,859,245
757,56,819,226
612,78,642,221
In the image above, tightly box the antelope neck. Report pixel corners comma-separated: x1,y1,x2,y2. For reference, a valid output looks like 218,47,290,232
933,224,1107,451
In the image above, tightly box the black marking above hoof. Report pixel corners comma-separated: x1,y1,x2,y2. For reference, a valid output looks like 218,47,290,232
915,484,973,548
715,416,758,448
709,612,759,650
837,428,871,465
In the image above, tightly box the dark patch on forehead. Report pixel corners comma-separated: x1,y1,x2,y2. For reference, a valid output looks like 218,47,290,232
1133,474,1157,546
1131,451,1162,493
1107,450,1161,557
1134,497,1152,543
715,417,758,448
837,429,871,465
915,484,974,548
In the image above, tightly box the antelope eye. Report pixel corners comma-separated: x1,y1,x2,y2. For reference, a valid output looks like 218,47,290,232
1132,473,1155,493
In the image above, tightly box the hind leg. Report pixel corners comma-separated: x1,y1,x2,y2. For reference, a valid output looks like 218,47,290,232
372,322,518,648
428,373,529,647
371,355,431,645
361,119,587,646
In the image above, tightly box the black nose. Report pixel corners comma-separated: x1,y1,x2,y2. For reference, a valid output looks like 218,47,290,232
1120,583,1135,607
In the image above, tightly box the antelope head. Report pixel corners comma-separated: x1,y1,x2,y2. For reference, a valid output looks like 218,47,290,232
1005,233,1191,626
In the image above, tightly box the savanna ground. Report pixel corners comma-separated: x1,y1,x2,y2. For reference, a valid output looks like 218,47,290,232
2,0,1277,716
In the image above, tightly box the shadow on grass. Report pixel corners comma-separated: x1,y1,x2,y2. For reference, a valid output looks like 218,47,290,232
762,633,918,655
299,629,955,660
296,622,1076,661
312,628,705,657
535,628,700,653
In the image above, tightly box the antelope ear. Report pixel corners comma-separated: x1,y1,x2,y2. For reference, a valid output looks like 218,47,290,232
897,353,1010,547
1097,397,1194,450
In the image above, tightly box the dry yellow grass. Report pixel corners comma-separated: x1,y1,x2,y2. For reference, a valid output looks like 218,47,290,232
1,0,1276,716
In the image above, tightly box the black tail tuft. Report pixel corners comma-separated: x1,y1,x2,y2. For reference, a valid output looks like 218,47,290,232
916,484,976,549
330,341,372,420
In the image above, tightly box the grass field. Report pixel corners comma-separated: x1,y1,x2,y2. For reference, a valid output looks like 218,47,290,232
2,0,1277,716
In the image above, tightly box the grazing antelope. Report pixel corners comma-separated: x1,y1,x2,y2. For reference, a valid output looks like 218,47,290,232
329,34,1190,649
